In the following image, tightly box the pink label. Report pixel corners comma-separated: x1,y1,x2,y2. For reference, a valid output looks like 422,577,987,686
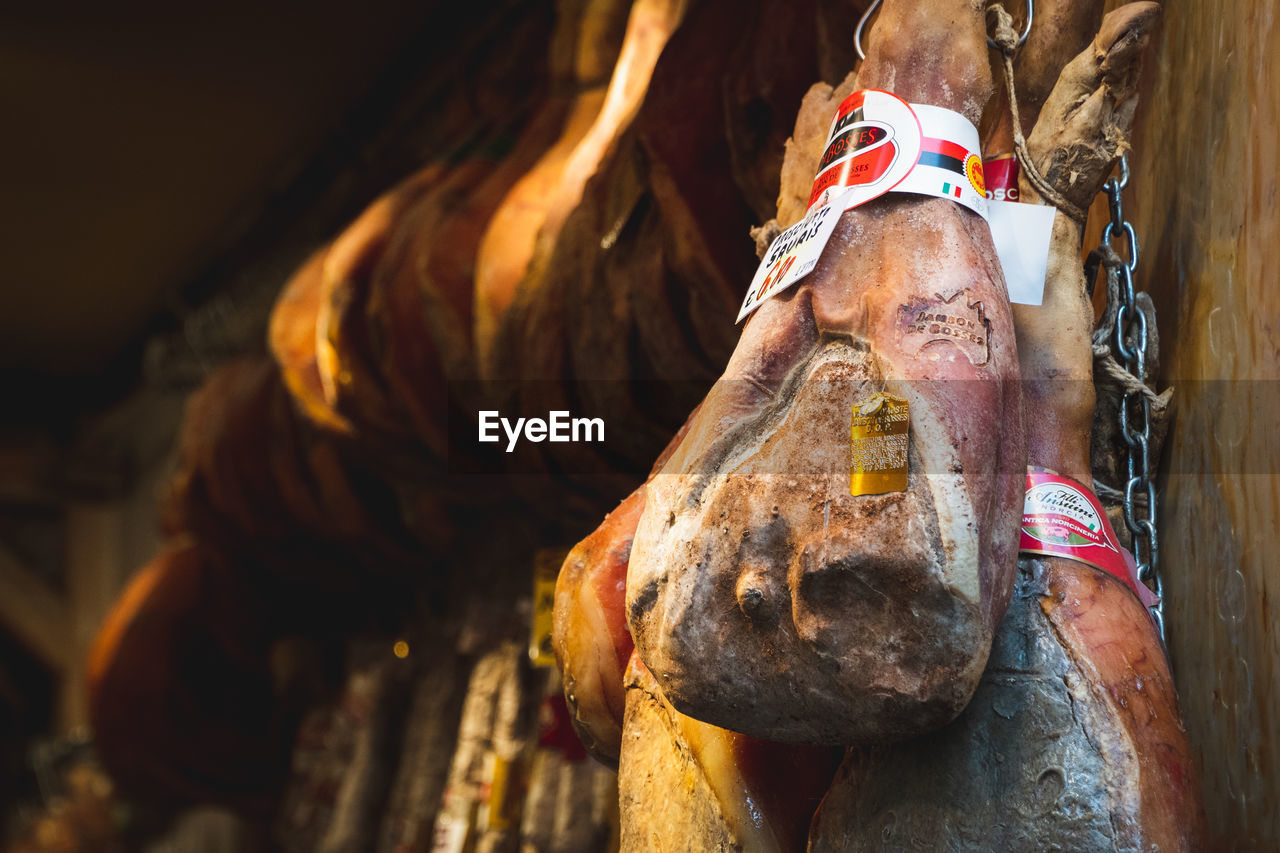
1020,467,1158,607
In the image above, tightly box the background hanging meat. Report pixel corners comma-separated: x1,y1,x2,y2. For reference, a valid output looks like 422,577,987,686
87,541,293,815
478,0,856,530
473,0,669,374
88,358,433,813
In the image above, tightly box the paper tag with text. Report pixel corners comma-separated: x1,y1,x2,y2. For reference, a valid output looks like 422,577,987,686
737,193,846,322
738,90,922,323
738,91,1051,320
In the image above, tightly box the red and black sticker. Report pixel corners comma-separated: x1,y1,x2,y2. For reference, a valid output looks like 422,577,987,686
916,136,968,175
807,141,899,209
818,124,889,172
983,154,1019,201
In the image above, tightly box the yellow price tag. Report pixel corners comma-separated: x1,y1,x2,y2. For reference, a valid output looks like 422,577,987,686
529,547,568,667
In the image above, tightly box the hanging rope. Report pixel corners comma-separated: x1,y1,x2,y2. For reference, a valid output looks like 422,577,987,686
986,4,1089,227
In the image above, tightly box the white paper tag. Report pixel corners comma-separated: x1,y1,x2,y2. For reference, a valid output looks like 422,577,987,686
736,192,847,322
987,199,1055,306
431,812,469,853
738,90,923,323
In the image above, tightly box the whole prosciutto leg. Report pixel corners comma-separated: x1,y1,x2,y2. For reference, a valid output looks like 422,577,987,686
626,0,1025,744
554,418,840,850
811,6,1207,850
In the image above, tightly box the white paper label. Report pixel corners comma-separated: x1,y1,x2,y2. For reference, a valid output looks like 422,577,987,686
738,90,923,323
431,813,469,853
737,91,1052,320
896,103,988,219
736,193,846,322
987,199,1055,306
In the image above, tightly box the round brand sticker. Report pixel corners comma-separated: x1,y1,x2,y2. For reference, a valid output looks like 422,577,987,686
807,89,922,213
966,153,985,197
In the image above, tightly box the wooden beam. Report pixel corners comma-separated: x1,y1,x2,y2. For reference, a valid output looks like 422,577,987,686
0,541,71,672
64,505,130,731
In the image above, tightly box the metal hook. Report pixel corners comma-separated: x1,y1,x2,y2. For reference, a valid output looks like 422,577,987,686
855,0,1034,62
995,0,1035,50
854,0,880,61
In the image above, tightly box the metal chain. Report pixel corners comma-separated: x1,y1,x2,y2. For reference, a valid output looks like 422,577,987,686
1095,155,1164,638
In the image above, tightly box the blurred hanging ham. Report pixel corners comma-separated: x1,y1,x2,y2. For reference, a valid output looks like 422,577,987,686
366,0,632,466
90,358,438,815
164,358,431,593
479,0,847,527
811,5,1206,850
266,0,581,472
626,0,1024,744
473,0,693,527
473,0,646,368
87,541,293,815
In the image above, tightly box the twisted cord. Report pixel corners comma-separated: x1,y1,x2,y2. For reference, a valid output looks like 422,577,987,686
986,4,1089,226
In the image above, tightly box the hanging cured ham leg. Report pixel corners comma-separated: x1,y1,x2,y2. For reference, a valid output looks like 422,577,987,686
474,0,689,376
619,653,840,853
553,485,646,763
553,409,701,762
626,0,1024,744
471,0,633,362
554,480,842,851
811,5,1207,850
554,415,841,850
981,0,1108,175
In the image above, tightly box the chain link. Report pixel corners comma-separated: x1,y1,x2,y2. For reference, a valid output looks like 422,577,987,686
1098,154,1163,637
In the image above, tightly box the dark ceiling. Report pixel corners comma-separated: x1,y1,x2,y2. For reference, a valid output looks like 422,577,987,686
0,1,439,387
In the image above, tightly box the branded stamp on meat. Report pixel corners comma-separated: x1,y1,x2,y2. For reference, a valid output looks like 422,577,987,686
897,289,990,365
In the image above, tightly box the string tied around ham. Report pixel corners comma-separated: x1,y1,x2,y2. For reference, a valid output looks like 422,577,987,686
1089,242,1169,406
986,3,1090,227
